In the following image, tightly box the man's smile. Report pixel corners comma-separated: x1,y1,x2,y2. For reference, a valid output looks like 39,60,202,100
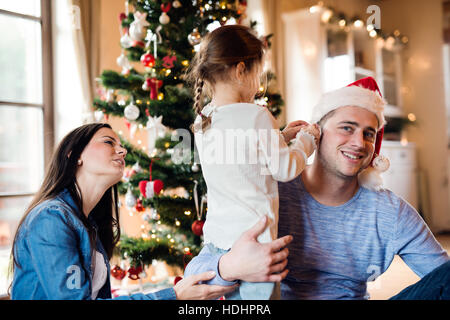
340,150,366,163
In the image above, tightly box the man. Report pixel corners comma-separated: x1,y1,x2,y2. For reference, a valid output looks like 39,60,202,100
185,77,449,299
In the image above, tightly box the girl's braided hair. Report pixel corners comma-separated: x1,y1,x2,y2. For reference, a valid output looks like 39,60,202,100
186,25,265,132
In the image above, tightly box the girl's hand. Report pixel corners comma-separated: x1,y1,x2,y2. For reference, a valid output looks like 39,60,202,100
281,120,309,143
173,271,239,300
300,123,321,147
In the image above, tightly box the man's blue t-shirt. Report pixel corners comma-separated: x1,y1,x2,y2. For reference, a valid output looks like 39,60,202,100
278,176,448,299
184,175,449,299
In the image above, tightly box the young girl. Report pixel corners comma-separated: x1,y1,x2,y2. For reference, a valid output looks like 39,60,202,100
184,25,320,300
9,123,236,300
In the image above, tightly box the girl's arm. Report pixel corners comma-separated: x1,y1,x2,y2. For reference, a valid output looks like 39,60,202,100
256,108,318,182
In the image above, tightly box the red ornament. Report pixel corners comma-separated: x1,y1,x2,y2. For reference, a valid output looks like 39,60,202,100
139,162,163,199
191,220,204,236
161,2,172,13
162,55,177,69
127,265,143,280
147,78,163,100
174,276,183,285
135,199,145,212
119,12,127,22
141,52,156,68
139,179,164,199
111,265,126,280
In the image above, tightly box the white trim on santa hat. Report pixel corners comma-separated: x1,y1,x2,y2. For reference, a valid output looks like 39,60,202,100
311,85,387,129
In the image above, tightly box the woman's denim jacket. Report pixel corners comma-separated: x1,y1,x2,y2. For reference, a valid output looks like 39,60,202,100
11,189,176,300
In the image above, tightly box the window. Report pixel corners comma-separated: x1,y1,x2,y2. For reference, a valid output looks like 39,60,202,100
0,0,53,297
324,28,352,92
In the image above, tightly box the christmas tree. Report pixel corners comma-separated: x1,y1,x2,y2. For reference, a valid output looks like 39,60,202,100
93,0,284,281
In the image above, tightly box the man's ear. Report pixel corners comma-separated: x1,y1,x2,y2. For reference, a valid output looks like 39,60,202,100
317,124,324,146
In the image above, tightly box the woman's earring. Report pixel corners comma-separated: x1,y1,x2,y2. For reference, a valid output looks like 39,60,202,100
77,159,82,166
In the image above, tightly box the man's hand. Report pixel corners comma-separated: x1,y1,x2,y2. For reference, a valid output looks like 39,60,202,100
281,120,309,142
174,271,239,300
218,216,293,283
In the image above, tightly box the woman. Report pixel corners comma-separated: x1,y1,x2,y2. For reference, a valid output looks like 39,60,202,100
10,123,236,300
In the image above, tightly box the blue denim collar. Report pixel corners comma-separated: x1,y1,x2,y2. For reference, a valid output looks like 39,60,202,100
58,188,80,215
58,188,99,228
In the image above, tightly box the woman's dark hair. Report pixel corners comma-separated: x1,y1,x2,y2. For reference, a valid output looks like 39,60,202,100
9,123,121,278
186,25,265,132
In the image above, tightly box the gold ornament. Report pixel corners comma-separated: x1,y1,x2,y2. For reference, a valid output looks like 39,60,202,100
188,28,202,46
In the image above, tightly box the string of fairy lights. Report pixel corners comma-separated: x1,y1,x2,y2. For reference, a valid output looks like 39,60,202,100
308,1,409,50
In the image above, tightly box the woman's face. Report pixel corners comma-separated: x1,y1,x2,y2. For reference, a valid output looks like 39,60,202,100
78,127,127,184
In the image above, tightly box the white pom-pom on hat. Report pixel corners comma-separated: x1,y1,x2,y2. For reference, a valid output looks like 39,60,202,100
357,154,390,191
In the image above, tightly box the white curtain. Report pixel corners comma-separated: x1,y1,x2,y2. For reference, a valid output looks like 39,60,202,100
52,0,99,142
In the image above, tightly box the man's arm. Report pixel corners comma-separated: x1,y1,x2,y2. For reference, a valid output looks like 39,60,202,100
184,217,293,285
394,199,449,277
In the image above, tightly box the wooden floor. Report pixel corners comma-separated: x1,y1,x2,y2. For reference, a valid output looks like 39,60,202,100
368,234,450,300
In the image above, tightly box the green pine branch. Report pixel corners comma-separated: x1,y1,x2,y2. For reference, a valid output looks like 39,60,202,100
117,234,200,268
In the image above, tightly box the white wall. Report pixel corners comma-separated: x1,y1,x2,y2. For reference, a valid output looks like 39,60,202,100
281,9,325,124
377,0,449,232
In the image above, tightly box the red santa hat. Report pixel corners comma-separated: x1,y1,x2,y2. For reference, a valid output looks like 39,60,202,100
311,77,390,191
